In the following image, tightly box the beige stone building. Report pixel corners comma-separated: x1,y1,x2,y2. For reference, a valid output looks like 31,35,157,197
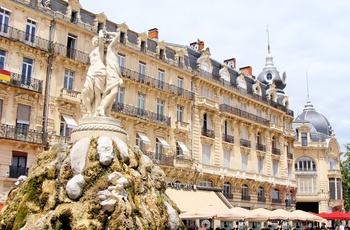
293,101,343,213
0,0,313,228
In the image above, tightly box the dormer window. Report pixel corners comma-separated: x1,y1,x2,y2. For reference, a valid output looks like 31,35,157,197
301,133,307,146
97,22,104,33
71,11,78,24
140,41,146,52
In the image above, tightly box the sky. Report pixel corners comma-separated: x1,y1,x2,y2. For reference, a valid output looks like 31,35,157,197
82,0,350,153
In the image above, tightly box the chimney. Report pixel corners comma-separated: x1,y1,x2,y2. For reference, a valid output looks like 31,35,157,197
190,39,205,51
224,58,236,69
239,66,253,76
148,28,158,40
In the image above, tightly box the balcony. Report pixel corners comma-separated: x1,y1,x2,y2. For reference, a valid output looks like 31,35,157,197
58,88,82,104
240,139,251,148
258,196,266,202
111,102,171,126
241,195,251,201
272,147,281,155
223,193,233,199
52,43,89,64
0,24,50,52
9,165,29,178
0,71,43,93
256,143,266,152
222,134,234,144
197,96,219,110
0,123,45,145
120,67,194,101
201,128,215,138
143,151,174,166
175,121,190,132
272,198,282,204
219,104,270,126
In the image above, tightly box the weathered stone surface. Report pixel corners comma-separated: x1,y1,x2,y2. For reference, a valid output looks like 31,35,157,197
0,136,183,230
97,136,114,166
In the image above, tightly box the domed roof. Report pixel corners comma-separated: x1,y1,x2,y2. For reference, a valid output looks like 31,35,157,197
257,46,286,93
294,101,333,136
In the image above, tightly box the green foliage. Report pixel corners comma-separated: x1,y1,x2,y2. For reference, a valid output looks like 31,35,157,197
341,143,350,211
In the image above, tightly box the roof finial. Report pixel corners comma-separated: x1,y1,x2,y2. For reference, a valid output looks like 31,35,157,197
266,25,270,53
306,70,310,101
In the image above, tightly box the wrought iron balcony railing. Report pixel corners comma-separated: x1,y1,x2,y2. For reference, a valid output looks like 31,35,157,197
201,128,215,138
223,193,233,199
197,69,294,117
0,123,45,145
111,102,171,126
222,134,234,144
258,196,266,202
219,104,270,126
143,151,174,166
0,71,43,93
272,147,281,155
120,67,194,100
241,195,251,201
9,165,29,178
0,24,50,52
256,143,266,152
52,43,89,64
240,139,251,148
272,198,282,203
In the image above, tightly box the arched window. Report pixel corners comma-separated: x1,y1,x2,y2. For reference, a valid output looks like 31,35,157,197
241,184,250,201
223,182,232,199
258,187,265,202
272,189,280,203
295,157,316,172
199,178,213,187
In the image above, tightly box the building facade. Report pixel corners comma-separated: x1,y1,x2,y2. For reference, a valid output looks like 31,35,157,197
0,0,300,225
293,101,343,213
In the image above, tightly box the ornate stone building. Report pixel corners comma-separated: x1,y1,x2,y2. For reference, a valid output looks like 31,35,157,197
0,0,299,226
293,101,343,213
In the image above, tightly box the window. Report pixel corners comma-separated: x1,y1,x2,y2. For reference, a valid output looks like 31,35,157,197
258,187,265,202
301,133,307,146
10,151,27,178
258,157,263,173
25,18,36,44
241,126,248,140
21,57,33,86
116,87,124,104
241,184,250,200
97,22,104,33
177,77,183,95
257,132,261,145
242,154,248,171
224,150,230,168
157,69,164,89
223,95,230,105
202,144,211,164
16,104,31,138
138,62,146,82
241,102,247,111
71,11,78,24
140,40,146,52
135,133,144,151
137,93,145,115
329,158,336,170
272,189,280,203
64,70,74,90
0,8,10,35
203,113,211,130
297,177,318,195
176,105,183,121
200,86,213,99
118,54,125,68
223,182,232,199
67,34,77,59
224,120,229,136
60,115,70,137
329,178,342,200
288,164,292,179
157,99,164,116
273,160,279,176
201,62,210,71
0,49,6,69
155,138,162,162
199,178,212,187
295,157,316,172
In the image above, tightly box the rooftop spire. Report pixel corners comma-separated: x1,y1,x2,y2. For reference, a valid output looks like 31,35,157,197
306,70,310,101
264,25,274,68
266,25,270,54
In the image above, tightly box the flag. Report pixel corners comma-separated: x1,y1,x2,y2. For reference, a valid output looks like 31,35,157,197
0,69,11,82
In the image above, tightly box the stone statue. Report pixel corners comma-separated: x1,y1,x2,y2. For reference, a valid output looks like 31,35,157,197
82,29,123,117
97,31,123,117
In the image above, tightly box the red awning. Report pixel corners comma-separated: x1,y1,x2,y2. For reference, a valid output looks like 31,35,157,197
317,212,349,220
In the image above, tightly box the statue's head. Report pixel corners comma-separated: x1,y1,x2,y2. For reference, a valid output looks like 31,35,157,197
92,36,99,46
